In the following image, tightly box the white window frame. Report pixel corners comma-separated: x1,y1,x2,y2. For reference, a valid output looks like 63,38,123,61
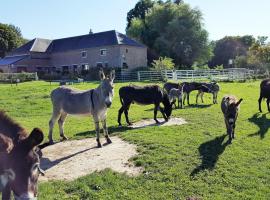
100,49,107,56
81,63,89,70
81,51,87,58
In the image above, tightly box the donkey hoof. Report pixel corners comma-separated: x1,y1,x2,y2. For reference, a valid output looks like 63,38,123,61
155,120,160,124
49,140,54,145
106,138,112,144
97,143,102,148
61,136,68,141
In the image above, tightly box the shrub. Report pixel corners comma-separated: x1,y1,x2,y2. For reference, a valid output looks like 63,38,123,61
152,57,175,70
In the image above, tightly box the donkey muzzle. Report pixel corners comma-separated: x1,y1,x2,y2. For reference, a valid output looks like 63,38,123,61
228,118,234,125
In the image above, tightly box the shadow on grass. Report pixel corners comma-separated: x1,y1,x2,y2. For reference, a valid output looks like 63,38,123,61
190,134,230,177
248,113,270,139
185,104,213,109
75,125,132,137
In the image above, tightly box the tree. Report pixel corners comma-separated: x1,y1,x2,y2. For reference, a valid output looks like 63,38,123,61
0,23,27,58
89,28,93,34
126,0,155,31
209,35,256,68
127,2,212,68
174,0,183,5
247,43,270,71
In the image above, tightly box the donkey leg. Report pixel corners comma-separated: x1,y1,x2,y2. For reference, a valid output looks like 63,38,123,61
124,103,132,125
94,118,102,148
118,105,125,126
58,112,68,141
159,106,168,122
183,93,186,105
180,97,183,109
154,104,160,124
225,119,232,142
258,96,263,112
201,92,204,103
101,119,112,144
196,92,199,104
187,93,190,105
48,110,61,144
267,98,270,112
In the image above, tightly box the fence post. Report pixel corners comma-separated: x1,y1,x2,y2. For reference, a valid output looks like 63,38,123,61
35,72,38,80
137,71,140,81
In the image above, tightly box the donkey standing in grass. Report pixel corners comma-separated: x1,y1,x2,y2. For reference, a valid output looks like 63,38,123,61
118,85,172,126
168,84,184,109
196,82,219,104
258,79,270,112
221,95,243,142
48,70,115,148
182,82,212,105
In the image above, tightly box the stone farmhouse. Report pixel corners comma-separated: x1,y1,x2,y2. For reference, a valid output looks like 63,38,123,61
0,30,147,74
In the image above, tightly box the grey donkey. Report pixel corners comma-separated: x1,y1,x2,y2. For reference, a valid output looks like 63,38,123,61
196,82,220,104
221,95,243,143
168,84,184,109
48,70,115,148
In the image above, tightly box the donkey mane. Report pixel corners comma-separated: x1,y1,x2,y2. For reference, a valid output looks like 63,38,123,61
0,111,27,140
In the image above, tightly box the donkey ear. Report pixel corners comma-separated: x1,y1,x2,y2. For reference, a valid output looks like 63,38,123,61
0,134,14,154
109,70,115,81
236,98,243,107
99,70,105,80
25,128,44,149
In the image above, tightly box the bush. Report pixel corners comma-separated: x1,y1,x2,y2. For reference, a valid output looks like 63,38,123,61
152,57,175,70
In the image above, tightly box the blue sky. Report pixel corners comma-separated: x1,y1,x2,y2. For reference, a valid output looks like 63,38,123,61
1,0,269,41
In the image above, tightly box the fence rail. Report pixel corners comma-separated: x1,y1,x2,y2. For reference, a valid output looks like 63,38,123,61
115,68,255,82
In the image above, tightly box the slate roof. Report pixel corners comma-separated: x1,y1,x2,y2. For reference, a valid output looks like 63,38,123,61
0,55,29,65
10,30,145,55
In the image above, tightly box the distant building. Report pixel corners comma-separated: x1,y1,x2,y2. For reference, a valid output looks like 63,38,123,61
0,30,147,73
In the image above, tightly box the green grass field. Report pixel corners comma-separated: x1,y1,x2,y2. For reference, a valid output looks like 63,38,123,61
1,80,270,200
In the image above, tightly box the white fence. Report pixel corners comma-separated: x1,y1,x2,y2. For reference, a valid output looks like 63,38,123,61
115,68,255,82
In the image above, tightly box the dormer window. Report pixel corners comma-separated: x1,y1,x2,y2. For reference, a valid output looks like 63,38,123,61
100,49,107,56
82,51,87,58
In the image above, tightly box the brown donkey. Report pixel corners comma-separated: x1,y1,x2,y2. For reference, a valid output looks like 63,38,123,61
0,111,44,200
221,95,243,142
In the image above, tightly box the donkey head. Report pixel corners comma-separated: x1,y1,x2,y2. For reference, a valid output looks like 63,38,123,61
162,93,173,120
0,128,44,199
226,98,243,125
99,70,115,108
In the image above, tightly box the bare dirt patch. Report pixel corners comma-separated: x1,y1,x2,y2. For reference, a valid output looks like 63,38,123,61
129,117,187,129
39,137,142,181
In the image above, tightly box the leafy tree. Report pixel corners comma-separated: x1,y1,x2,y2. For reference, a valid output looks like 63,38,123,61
0,23,26,58
247,43,270,71
209,35,256,68
257,36,268,46
152,56,175,70
127,2,212,68
126,0,155,30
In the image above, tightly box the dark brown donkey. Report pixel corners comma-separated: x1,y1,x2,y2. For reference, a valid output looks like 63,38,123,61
221,95,243,143
0,111,44,200
258,79,270,112
118,85,172,126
